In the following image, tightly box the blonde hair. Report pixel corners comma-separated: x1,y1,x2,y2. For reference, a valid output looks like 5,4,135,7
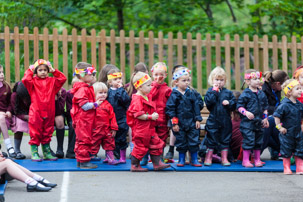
127,62,148,96
281,79,298,98
208,66,226,86
93,82,108,94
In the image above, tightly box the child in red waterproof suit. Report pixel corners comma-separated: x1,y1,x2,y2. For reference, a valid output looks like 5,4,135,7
91,82,119,165
71,62,101,169
22,59,66,161
127,72,171,172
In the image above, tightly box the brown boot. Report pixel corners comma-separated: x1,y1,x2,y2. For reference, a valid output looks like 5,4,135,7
150,155,171,171
131,155,148,172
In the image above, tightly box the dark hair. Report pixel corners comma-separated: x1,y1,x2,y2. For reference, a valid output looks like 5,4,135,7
0,64,11,93
264,70,288,84
75,62,93,79
98,64,119,83
172,65,185,75
13,82,30,115
127,62,148,96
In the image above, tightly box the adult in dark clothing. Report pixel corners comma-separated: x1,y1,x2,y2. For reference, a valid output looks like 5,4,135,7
261,70,288,159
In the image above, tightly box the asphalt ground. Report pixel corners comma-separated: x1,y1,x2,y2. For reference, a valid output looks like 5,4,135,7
4,136,303,202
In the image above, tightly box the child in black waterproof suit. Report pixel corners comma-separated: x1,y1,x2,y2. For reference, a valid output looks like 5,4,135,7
106,69,131,164
273,79,303,175
237,69,269,168
204,67,236,166
166,68,202,167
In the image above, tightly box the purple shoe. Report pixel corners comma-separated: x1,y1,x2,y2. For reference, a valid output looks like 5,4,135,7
119,149,127,164
106,151,119,165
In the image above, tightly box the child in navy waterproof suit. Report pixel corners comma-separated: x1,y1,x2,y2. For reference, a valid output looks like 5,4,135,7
273,79,303,175
106,69,131,163
166,68,203,167
237,69,269,168
204,67,236,166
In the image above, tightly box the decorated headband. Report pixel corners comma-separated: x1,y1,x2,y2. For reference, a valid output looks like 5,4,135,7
107,72,123,80
151,62,167,72
172,68,191,80
29,59,52,71
283,80,299,95
244,71,262,80
134,74,151,89
73,65,96,77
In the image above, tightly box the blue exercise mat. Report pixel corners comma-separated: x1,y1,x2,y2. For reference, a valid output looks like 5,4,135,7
0,181,7,196
170,160,296,172
14,159,174,172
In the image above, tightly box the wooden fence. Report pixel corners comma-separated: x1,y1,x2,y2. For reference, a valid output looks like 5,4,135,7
1,26,303,93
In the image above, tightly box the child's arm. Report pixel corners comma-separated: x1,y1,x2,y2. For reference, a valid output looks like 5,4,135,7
274,117,287,134
137,112,159,121
237,93,254,120
193,89,204,111
22,69,34,94
165,92,179,132
204,88,218,111
224,91,236,111
52,69,67,94
117,88,131,109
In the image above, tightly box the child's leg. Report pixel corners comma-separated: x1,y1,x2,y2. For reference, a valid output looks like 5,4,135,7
54,115,65,158
188,129,202,167
41,118,57,161
14,132,25,159
128,127,134,153
165,130,176,159
66,121,76,158
130,133,149,172
253,129,264,167
102,132,119,165
220,126,232,166
148,133,170,170
115,126,128,162
240,127,254,168
0,114,16,157
173,130,187,167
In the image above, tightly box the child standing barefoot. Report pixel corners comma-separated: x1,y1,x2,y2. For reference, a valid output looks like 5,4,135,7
165,68,203,167
273,79,303,175
71,62,100,169
91,82,119,165
0,64,16,158
22,59,66,161
237,69,269,168
204,67,236,166
127,72,170,172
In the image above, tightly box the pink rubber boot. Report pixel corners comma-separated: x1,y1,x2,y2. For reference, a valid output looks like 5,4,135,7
204,149,213,166
295,156,303,175
106,151,119,165
242,150,254,168
253,150,263,167
221,149,231,166
283,158,292,175
119,149,126,164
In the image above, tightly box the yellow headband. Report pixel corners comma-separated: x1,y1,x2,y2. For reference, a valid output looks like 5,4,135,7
283,80,299,95
107,72,122,80
134,74,151,89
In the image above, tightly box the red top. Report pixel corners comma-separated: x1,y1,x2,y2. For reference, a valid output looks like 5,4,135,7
149,81,172,125
298,93,303,104
70,82,96,126
0,83,12,113
94,100,118,132
22,69,66,119
127,94,157,137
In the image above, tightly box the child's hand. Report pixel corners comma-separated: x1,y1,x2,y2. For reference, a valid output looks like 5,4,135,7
173,125,179,132
262,119,269,128
279,127,287,134
117,83,123,88
212,84,219,92
110,130,116,137
245,111,254,120
49,67,55,73
195,121,200,129
222,100,229,105
5,111,12,118
151,112,159,120
96,100,102,106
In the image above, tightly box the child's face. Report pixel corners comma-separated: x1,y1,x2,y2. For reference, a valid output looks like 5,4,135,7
138,80,152,95
246,77,260,89
152,69,167,84
95,90,107,101
36,65,49,78
0,67,4,82
176,75,190,91
213,76,225,88
290,85,302,99
90,75,97,85
109,77,123,88
81,74,94,84
272,81,282,92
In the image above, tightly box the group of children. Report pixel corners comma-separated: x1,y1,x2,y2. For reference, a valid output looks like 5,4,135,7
1,58,303,174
